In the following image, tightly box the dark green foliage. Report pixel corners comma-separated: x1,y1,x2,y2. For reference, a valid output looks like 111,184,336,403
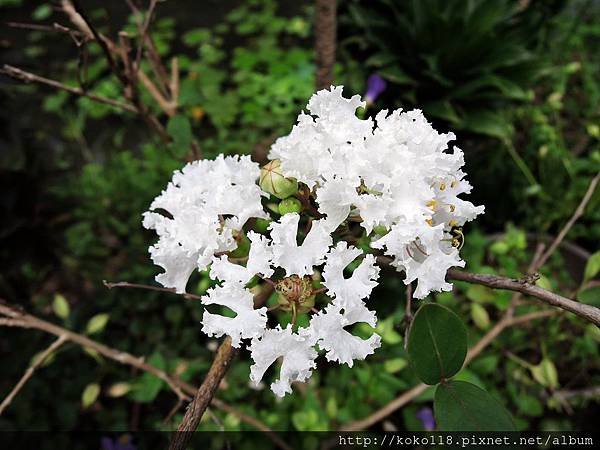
435,380,516,431
340,0,566,137
407,303,467,384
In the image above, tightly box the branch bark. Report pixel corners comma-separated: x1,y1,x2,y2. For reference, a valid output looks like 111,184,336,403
0,335,67,416
0,299,290,450
315,0,337,89
447,269,600,326
0,65,138,113
168,338,236,450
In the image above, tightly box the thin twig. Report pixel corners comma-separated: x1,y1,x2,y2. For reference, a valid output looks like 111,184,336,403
0,300,290,450
536,172,600,269
102,280,203,301
0,335,67,416
447,270,600,326
0,64,137,112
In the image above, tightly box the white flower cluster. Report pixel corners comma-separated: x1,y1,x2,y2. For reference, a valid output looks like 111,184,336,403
143,86,483,396
271,86,484,298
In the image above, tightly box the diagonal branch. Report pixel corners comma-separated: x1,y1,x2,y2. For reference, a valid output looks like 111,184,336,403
447,269,600,325
0,335,67,416
0,64,138,113
168,338,236,450
536,172,599,269
0,299,290,450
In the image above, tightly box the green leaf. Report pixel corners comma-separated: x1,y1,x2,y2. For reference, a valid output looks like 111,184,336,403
531,359,559,389
81,383,100,408
32,4,52,21
166,115,193,157
107,382,131,398
379,67,415,85
407,303,467,385
85,313,109,334
52,294,70,319
583,251,600,284
470,303,490,330
461,110,513,140
129,352,166,402
577,286,600,307
384,358,408,374
435,381,516,431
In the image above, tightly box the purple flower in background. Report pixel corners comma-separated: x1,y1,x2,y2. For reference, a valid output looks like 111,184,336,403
365,74,387,104
416,407,436,431
101,435,136,450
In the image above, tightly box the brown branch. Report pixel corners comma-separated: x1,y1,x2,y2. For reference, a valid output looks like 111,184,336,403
61,0,171,142
315,0,337,89
0,335,67,416
168,338,236,450
0,300,290,450
447,269,600,326
103,280,203,301
0,64,138,112
536,172,600,269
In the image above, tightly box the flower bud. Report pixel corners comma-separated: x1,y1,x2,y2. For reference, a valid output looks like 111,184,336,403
259,159,298,199
278,197,302,215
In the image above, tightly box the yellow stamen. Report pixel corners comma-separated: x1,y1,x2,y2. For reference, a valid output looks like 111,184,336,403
449,204,456,212
439,182,446,191
426,218,434,226
449,219,458,227
426,199,437,210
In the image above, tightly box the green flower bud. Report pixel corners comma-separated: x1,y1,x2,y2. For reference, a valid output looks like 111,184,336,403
259,159,298,199
373,225,389,236
278,197,302,215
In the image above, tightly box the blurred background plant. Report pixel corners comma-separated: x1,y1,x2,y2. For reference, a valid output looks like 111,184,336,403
0,0,598,438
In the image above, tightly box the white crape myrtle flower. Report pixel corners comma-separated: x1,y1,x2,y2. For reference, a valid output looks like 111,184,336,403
197,214,381,395
143,84,484,397
143,155,268,293
270,85,484,298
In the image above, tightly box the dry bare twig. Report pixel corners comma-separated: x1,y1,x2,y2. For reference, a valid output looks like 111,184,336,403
0,335,67,416
0,299,291,450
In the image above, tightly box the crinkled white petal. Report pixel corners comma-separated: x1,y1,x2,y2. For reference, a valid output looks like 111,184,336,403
322,242,379,308
209,231,274,285
249,325,317,397
305,302,381,367
201,283,267,348
316,177,359,231
269,214,332,277
147,236,198,294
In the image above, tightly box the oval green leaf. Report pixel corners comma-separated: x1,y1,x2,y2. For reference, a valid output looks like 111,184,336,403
407,303,467,385
81,383,100,408
434,380,516,431
86,313,110,335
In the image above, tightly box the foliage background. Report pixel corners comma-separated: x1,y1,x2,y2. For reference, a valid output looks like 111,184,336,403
0,0,598,437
